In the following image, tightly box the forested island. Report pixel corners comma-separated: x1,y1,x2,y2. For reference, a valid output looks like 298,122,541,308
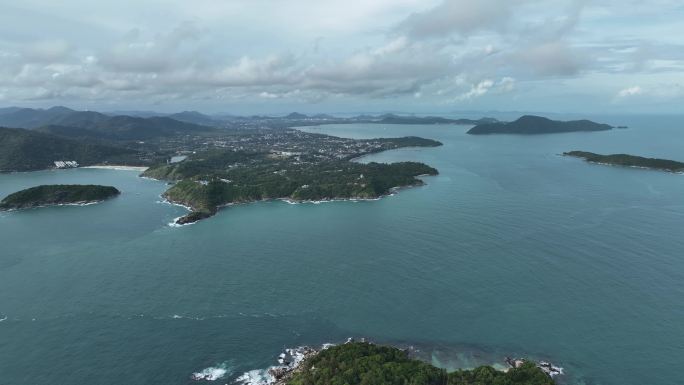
144,135,441,224
468,115,612,135
564,151,684,172
229,341,556,385
0,184,120,210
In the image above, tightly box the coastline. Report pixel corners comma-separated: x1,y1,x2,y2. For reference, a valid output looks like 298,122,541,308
203,339,564,385
561,153,684,174
163,187,420,227
82,165,149,171
0,200,109,212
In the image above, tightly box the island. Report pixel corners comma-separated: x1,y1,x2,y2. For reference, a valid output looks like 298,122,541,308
467,115,613,135
0,184,120,210
142,132,442,225
225,341,558,385
564,151,684,173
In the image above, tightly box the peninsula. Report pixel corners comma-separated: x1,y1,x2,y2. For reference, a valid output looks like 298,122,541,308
142,132,442,224
468,115,612,135
0,184,120,210
564,151,684,172
229,341,557,385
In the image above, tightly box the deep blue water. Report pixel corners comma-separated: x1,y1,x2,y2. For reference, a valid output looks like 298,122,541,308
1,117,683,385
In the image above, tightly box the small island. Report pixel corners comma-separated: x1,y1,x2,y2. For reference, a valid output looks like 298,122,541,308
225,341,557,385
0,184,120,210
564,151,684,173
468,115,612,135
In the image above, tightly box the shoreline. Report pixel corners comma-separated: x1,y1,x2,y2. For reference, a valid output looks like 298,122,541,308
204,339,564,385
0,200,109,212
561,154,684,174
164,188,415,227
82,165,149,171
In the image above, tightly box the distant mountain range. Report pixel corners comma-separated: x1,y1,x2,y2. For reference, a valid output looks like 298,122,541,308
0,106,502,132
0,107,214,140
467,115,613,135
375,114,498,125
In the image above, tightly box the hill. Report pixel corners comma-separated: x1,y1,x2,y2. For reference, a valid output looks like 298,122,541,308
167,111,220,127
0,184,120,210
0,107,213,140
0,126,138,172
468,115,612,135
284,342,555,385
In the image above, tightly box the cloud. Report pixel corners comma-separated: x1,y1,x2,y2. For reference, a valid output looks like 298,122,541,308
450,77,515,101
23,39,72,63
398,0,526,38
99,23,202,73
0,0,683,113
459,79,494,100
617,85,642,98
509,41,586,77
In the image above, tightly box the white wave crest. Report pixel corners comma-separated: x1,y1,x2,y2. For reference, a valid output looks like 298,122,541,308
191,363,232,381
234,369,273,385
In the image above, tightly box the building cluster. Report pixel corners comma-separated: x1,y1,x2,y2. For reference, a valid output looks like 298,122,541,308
54,161,79,169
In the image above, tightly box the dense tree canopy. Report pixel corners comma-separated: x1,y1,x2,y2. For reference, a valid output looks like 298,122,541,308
288,343,554,385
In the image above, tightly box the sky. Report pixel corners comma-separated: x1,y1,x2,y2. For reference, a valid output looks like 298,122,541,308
1,0,683,115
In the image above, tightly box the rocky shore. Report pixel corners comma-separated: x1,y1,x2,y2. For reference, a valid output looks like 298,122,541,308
225,339,562,385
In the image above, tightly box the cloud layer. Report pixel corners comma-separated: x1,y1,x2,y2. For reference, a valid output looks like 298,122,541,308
1,0,683,113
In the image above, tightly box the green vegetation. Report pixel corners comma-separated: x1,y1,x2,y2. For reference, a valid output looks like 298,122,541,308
564,151,684,172
468,115,612,135
0,126,141,172
288,342,554,385
0,184,120,210
152,155,437,224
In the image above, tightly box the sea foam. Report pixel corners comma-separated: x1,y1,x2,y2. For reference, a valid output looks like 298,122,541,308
190,362,232,381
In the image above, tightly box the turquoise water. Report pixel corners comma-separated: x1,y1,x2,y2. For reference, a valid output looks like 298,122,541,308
1,118,684,385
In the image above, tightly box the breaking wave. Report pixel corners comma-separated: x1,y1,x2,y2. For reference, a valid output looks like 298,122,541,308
191,362,232,381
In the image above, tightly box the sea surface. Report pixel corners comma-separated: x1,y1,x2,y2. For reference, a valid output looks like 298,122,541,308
1,116,683,385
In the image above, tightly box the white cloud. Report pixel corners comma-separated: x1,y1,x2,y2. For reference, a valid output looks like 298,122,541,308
0,0,683,112
398,0,527,38
459,79,494,100
617,86,642,98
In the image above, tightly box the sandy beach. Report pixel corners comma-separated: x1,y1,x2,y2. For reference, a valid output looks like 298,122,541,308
82,165,149,172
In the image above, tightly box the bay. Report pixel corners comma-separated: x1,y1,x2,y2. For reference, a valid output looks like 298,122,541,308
1,117,683,385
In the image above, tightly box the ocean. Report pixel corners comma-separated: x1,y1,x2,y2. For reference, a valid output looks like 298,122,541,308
1,116,683,385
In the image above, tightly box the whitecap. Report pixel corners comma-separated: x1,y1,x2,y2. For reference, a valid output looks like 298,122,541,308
191,363,232,381
234,369,272,385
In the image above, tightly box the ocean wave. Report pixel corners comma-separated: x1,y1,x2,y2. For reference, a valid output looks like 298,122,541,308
191,362,232,381
234,344,332,385
234,369,271,385
0,315,7,322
